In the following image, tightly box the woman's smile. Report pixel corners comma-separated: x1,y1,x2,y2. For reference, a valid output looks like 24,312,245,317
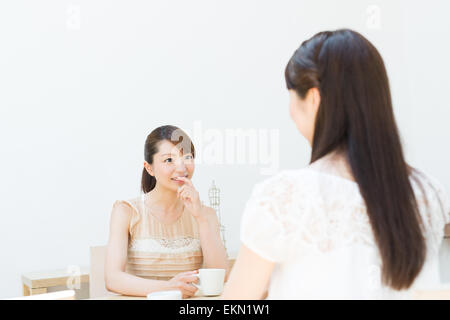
171,175,188,184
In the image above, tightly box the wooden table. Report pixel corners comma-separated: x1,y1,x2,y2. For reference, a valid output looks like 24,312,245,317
90,294,220,300
22,266,90,296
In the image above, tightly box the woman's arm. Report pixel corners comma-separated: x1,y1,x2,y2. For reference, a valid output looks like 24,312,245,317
196,206,230,280
221,244,274,300
104,201,170,296
104,201,199,298
176,178,230,279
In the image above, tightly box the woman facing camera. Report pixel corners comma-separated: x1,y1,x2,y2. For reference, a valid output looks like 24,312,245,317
105,125,229,298
222,29,450,299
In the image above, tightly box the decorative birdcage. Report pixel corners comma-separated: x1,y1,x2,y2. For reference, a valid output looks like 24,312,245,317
208,180,226,249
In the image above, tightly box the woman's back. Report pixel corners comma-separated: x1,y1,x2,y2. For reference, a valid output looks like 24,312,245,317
240,154,450,299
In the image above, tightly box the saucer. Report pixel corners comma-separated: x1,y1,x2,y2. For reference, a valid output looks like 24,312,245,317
147,290,182,300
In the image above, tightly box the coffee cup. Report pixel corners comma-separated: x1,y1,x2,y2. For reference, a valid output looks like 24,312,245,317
193,268,226,296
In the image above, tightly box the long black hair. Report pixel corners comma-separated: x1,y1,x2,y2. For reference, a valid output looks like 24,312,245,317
285,29,426,290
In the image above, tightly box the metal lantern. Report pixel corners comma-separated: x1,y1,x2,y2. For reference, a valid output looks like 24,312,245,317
208,180,226,249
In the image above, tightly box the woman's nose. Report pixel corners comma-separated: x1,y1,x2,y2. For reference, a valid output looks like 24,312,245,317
175,158,187,171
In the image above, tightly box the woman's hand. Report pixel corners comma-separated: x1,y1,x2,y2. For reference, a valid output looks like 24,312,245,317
176,177,208,222
166,270,199,299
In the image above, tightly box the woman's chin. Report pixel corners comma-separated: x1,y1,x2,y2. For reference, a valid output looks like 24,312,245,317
167,180,184,191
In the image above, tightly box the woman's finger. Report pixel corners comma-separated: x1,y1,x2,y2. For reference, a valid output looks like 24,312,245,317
182,283,198,295
180,189,190,197
179,285,194,297
177,185,186,197
176,271,197,280
178,185,193,195
181,270,198,275
181,275,199,283
180,288,192,299
180,190,191,201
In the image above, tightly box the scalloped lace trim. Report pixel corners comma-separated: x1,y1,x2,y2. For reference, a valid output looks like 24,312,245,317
129,237,201,254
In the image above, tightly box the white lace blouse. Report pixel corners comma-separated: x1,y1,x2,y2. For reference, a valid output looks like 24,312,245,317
240,163,450,299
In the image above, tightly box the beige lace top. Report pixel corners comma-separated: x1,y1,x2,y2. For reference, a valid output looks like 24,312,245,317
112,194,203,280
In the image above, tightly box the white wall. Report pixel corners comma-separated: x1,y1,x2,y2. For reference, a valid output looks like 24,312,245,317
0,0,449,298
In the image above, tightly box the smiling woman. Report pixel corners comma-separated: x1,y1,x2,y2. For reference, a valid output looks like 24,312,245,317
104,125,230,299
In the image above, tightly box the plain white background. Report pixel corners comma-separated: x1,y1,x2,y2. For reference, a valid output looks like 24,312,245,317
0,0,449,298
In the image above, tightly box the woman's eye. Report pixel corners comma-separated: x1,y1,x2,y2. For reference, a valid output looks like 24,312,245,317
185,155,193,160
164,158,173,163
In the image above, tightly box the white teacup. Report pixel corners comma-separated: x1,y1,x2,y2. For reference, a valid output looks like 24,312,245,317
193,268,226,296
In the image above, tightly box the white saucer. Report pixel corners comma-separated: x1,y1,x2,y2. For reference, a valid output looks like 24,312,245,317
147,290,182,300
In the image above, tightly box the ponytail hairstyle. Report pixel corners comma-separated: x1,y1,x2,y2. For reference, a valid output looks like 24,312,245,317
285,29,426,290
141,125,196,193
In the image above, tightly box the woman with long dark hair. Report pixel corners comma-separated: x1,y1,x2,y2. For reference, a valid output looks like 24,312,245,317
105,125,229,298
222,29,450,299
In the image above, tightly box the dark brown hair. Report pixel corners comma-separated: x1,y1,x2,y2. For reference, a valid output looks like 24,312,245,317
285,29,426,290
141,125,195,193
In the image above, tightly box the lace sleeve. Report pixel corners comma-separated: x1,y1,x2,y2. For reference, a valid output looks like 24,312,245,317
240,172,292,263
420,173,450,224
434,180,450,225
412,170,450,252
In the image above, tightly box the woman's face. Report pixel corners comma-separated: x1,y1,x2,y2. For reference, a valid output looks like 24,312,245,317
144,140,195,192
288,88,321,146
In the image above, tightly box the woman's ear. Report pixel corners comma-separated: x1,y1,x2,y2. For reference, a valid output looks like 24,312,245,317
144,161,154,176
309,87,321,114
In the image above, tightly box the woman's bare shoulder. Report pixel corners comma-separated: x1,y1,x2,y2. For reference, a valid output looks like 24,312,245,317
111,197,140,219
